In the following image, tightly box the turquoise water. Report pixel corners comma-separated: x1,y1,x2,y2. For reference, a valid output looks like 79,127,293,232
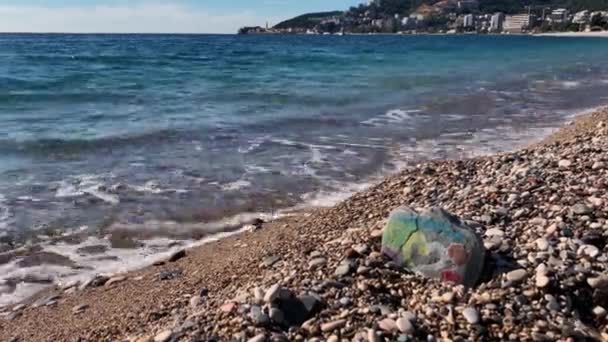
1,34,608,304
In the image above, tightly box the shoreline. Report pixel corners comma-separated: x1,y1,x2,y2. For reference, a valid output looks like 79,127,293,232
534,31,608,37
2,106,608,341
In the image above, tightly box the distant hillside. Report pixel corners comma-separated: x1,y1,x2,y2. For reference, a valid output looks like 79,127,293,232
274,11,344,30
354,0,608,15
477,0,608,13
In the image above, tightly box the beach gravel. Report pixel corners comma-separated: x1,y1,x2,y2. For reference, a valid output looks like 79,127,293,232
3,107,608,341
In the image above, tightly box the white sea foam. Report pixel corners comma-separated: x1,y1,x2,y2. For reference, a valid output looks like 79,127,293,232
238,135,269,154
270,138,299,147
0,194,10,230
299,181,372,208
221,179,252,191
560,81,581,89
309,146,325,164
362,108,423,127
0,210,279,308
128,180,187,194
244,164,271,174
54,174,120,204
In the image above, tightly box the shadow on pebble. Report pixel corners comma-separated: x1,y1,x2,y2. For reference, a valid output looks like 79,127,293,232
476,251,519,285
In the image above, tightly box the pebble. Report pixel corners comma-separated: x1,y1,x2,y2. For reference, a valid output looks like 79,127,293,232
249,305,270,326
220,302,236,313
247,334,266,342
396,317,415,334
368,329,382,342
506,269,528,283
253,287,264,304
378,318,398,332
535,238,549,251
558,159,572,168
189,295,201,308
462,307,479,324
72,304,89,314
485,228,505,237
308,257,327,269
579,244,600,258
593,306,607,317
402,311,416,322
167,249,186,262
587,275,608,289
153,330,173,342
269,307,284,324
105,276,127,287
264,284,281,303
158,269,181,281
572,203,592,215
321,319,346,332
589,196,604,207
441,292,454,303
592,161,605,170
263,255,280,267
12,304,25,312
334,260,354,277
546,223,558,235
536,274,550,288
353,243,370,255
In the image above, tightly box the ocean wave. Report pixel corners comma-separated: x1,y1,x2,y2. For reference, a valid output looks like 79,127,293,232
55,174,120,205
361,108,423,127
0,195,10,230
0,129,185,156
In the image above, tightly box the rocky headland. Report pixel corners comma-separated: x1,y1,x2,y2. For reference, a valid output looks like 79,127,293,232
2,108,608,341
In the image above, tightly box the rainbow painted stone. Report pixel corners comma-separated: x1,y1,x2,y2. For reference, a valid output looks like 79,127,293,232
381,207,485,287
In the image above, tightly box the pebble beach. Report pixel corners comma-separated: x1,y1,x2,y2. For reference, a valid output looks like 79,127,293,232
2,107,608,342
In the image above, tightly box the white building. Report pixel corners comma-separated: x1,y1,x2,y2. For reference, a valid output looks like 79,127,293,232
490,12,504,32
550,8,569,23
463,14,474,28
573,10,590,24
504,14,533,33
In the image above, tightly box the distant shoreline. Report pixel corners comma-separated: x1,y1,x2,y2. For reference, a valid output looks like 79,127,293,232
534,31,608,37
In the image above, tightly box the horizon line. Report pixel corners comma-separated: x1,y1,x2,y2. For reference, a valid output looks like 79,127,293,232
0,32,238,35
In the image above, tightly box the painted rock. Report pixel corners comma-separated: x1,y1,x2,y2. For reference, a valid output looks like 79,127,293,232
381,207,485,287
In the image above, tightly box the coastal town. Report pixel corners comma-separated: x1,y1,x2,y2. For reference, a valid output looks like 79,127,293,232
239,0,608,35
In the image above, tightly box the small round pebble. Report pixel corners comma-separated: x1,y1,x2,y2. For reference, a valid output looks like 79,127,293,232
462,307,480,324
507,269,528,282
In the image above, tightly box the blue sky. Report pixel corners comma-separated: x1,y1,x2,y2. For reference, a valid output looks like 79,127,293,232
0,1,361,33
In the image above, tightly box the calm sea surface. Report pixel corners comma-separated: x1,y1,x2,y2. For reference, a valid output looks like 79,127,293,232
1,33,608,305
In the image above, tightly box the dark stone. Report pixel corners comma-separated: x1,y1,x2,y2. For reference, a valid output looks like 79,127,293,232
17,252,76,268
168,250,186,262
582,234,607,249
560,228,573,238
263,255,281,267
33,294,61,308
0,251,16,266
279,293,324,326
76,245,108,255
199,288,209,297
109,234,143,249
252,218,265,228
6,311,21,321
249,305,270,326
90,275,110,287
159,269,182,281
321,280,346,289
